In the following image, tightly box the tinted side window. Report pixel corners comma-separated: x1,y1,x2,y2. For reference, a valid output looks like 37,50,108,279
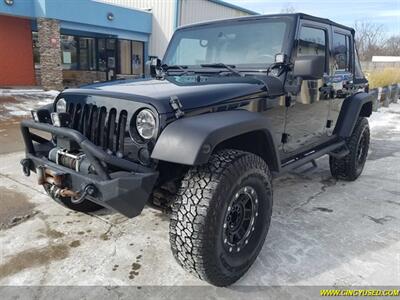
333,32,351,71
298,26,326,57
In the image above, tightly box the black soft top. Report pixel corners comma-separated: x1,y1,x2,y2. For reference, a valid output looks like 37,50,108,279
178,13,354,33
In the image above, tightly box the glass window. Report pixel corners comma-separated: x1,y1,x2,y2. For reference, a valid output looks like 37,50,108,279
163,19,291,68
87,38,96,71
132,41,144,75
98,39,107,71
60,35,78,70
79,37,96,71
171,38,207,66
106,39,116,50
119,40,132,74
298,26,326,57
32,31,40,69
333,32,350,71
57,36,143,74
118,40,144,75
61,35,96,71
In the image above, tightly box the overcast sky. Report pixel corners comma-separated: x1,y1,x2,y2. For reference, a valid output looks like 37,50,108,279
226,0,400,36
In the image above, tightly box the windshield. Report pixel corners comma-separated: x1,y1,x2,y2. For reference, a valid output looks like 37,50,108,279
163,18,293,69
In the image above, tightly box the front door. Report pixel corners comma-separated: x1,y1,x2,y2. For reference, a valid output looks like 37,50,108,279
283,22,331,154
105,39,117,80
98,38,117,81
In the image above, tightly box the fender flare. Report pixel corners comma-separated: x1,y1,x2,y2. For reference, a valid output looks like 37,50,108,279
334,92,373,138
151,110,280,170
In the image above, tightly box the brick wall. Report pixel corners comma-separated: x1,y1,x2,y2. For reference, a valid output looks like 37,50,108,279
37,18,63,90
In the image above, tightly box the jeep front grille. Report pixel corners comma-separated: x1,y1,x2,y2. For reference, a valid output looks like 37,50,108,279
67,103,128,156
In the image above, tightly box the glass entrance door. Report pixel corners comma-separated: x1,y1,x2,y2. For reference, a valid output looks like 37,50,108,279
98,38,117,80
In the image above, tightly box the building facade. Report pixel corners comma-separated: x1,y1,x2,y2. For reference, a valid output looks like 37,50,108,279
0,0,256,89
100,0,257,58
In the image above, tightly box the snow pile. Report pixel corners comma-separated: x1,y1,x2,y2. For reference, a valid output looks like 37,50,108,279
0,89,59,97
369,102,400,130
0,89,59,121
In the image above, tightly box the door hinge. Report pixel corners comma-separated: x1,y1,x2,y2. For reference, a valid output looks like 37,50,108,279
169,96,184,119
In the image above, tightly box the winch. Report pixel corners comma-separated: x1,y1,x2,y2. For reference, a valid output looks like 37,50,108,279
48,147,94,174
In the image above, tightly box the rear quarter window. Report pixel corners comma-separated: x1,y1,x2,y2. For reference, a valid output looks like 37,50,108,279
333,32,351,71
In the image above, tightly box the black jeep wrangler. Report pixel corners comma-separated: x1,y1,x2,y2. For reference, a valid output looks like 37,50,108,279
21,13,372,286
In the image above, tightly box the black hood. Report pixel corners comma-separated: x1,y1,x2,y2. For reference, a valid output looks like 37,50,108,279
61,75,282,114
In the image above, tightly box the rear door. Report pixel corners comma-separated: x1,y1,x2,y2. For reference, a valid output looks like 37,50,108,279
283,20,331,154
327,27,353,136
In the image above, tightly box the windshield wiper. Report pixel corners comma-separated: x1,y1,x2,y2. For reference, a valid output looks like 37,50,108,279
200,63,243,77
161,64,191,76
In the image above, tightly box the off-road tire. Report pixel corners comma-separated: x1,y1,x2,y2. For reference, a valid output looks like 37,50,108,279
330,117,370,181
169,149,273,286
44,184,103,213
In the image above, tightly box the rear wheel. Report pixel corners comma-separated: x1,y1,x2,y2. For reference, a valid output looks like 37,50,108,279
169,149,273,286
330,117,370,181
44,184,103,213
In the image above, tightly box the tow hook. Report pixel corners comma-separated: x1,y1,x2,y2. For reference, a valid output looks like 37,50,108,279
70,184,97,204
20,159,32,177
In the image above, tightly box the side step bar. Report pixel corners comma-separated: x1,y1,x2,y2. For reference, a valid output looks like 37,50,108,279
280,140,346,174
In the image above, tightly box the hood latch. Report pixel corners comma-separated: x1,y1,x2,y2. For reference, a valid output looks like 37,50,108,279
169,96,185,119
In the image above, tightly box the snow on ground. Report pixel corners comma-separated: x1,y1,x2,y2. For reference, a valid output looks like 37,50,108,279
369,102,400,134
0,89,59,121
0,89,59,97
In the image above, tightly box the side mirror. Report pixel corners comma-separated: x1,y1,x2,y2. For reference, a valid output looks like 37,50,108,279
293,55,325,80
149,57,162,78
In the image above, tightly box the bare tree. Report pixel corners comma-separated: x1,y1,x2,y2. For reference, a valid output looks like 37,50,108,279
280,3,296,13
383,36,400,56
354,20,386,61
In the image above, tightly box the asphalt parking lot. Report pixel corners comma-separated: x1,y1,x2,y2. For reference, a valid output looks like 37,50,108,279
0,100,399,289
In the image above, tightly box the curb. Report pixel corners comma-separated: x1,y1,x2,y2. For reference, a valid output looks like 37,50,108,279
369,83,399,111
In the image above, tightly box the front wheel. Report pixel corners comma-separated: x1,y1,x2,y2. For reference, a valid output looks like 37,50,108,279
330,117,370,181
169,149,273,286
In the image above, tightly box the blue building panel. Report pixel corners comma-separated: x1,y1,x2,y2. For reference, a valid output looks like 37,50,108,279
0,0,35,18
59,21,150,42
38,0,152,35
1,0,152,38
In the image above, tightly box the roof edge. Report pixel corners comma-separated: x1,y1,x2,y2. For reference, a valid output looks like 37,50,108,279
177,13,354,32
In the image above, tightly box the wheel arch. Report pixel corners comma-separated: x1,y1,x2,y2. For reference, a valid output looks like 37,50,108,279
151,110,281,172
334,92,373,138
213,130,280,172
360,101,373,117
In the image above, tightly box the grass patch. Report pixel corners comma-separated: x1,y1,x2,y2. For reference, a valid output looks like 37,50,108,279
367,68,400,89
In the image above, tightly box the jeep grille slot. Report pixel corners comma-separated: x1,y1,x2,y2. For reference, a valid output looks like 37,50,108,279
78,104,88,133
90,106,98,143
98,106,107,148
70,103,81,129
116,110,127,156
107,108,117,152
66,103,127,156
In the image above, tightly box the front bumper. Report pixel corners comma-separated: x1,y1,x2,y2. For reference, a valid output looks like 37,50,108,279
20,120,158,218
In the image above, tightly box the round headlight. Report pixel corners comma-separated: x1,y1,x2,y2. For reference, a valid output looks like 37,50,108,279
56,98,67,113
136,109,157,140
